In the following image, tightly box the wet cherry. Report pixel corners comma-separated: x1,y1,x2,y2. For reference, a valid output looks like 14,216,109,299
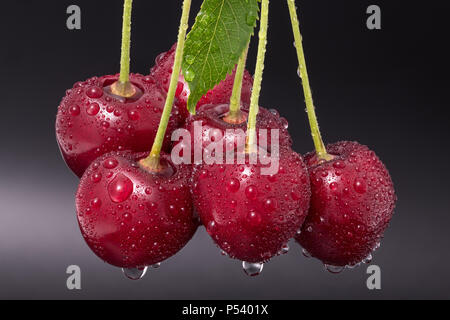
76,151,198,268
56,74,183,177
192,148,311,263
296,141,396,267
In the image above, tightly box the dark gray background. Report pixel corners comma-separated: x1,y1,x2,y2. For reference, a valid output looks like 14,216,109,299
0,0,448,299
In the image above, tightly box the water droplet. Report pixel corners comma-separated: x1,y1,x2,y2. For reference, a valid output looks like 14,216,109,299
69,105,80,116
246,210,262,226
246,10,258,26
353,178,367,194
90,197,102,209
185,55,195,65
103,158,119,169
281,244,290,254
226,178,240,193
363,253,373,264
86,103,100,116
184,69,195,82
242,261,263,277
263,198,277,212
280,117,289,129
86,86,103,99
302,248,311,258
325,264,344,274
245,185,258,200
128,110,139,121
330,182,338,191
122,266,148,280
333,161,346,169
91,173,102,183
108,173,134,203
151,263,161,269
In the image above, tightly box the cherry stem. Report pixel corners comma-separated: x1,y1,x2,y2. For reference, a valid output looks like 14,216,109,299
140,0,192,170
287,0,332,160
119,0,133,84
246,0,269,153
226,42,250,122
111,0,136,98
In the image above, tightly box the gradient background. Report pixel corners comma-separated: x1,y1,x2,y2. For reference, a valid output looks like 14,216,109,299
0,0,449,299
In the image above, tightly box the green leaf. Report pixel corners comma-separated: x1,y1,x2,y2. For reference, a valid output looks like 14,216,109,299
183,0,260,114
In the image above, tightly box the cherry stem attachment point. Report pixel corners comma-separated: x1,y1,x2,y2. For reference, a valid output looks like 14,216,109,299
140,0,192,170
246,0,269,153
225,42,250,123
287,0,332,161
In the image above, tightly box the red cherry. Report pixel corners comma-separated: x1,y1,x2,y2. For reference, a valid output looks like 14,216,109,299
297,141,396,267
176,104,292,162
76,151,198,268
56,74,183,177
150,43,253,118
193,148,311,263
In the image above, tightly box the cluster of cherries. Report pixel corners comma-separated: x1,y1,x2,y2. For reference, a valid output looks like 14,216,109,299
56,44,396,278
55,0,396,279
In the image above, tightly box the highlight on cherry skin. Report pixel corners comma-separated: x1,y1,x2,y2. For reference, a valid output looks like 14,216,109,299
192,146,311,271
297,141,396,273
56,74,184,177
150,43,254,117
75,151,198,276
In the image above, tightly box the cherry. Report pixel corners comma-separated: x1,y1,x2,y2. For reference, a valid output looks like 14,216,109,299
76,151,198,268
192,148,311,263
174,103,292,162
150,43,253,117
296,141,396,267
56,74,183,177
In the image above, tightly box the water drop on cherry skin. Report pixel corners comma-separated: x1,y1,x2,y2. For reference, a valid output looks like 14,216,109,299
108,174,134,203
86,86,103,99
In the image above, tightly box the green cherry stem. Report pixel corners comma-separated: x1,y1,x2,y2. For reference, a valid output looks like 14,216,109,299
246,0,269,152
140,0,192,170
287,0,332,160
112,0,136,98
225,42,250,124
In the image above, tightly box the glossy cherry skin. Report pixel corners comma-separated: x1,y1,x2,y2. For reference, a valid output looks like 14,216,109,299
150,43,253,118
56,74,183,177
192,148,311,263
173,104,292,162
75,151,198,268
297,141,396,267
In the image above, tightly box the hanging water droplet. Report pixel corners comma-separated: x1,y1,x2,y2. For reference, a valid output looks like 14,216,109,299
324,264,344,274
151,263,161,269
363,253,373,264
242,261,263,277
122,266,148,280
281,244,290,254
184,69,195,82
302,248,311,258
